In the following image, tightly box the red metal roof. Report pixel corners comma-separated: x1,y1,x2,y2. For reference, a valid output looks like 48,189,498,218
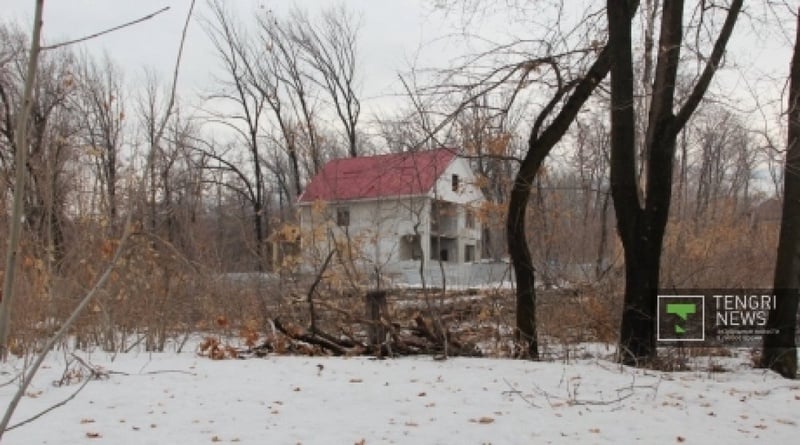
298,149,456,203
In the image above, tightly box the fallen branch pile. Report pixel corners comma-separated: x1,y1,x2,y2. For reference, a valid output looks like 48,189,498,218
243,312,483,358
196,290,494,360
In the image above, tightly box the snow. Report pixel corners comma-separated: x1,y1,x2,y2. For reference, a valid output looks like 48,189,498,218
1,348,798,444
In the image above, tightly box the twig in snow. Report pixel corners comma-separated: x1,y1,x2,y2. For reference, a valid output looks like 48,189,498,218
529,374,660,408
140,369,197,376
0,371,23,388
567,389,634,406
4,376,92,432
502,378,540,408
99,369,197,377
69,354,109,380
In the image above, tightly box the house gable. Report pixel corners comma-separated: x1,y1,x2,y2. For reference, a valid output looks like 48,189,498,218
431,156,484,205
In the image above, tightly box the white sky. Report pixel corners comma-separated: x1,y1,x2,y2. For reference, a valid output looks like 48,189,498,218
4,0,467,119
3,1,795,142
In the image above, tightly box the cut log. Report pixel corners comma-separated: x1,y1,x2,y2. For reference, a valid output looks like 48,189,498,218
273,318,348,356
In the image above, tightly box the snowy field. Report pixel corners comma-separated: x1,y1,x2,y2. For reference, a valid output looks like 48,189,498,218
1,348,798,444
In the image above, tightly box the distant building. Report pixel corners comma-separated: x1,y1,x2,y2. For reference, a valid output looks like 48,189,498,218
298,149,508,287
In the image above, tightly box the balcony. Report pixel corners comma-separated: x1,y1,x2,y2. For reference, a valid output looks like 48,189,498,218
430,200,458,236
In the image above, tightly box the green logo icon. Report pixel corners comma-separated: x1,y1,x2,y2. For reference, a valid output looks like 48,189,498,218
658,295,705,342
666,303,696,334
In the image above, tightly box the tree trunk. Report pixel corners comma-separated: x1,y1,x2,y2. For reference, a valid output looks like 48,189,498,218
507,174,538,358
253,199,265,272
608,0,649,363
250,129,266,271
609,0,742,365
107,146,117,224
762,8,800,379
506,36,619,359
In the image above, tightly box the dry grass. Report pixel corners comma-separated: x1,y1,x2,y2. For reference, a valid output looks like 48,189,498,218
0,213,775,364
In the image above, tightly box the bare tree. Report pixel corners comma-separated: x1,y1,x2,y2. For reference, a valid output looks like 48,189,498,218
572,112,612,280
202,0,269,269
690,107,754,222
292,5,361,158
76,53,124,231
607,0,743,364
251,13,305,200
0,27,78,268
201,2,364,268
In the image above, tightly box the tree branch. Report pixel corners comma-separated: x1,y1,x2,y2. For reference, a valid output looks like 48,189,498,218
42,7,171,51
673,0,744,132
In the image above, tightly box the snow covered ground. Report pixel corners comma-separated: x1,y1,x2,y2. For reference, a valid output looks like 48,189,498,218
1,347,798,444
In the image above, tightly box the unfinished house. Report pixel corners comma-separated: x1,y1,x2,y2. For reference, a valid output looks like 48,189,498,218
297,149,509,287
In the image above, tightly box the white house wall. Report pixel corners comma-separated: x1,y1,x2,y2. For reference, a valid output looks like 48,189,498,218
299,196,432,268
350,196,431,267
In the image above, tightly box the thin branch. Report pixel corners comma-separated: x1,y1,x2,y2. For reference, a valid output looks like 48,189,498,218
41,7,171,51
155,1,195,142
307,248,337,333
141,369,197,376
673,0,744,132
4,376,93,432
502,378,541,408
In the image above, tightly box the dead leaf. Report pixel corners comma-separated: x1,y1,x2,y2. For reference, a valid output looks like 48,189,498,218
354,440,366,445
211,436,222,442
589,428,600,434
80,418,95,424
477,416,494,424
417,392,426,397
677,437,685,443
85,432,102,439
349,379,363,383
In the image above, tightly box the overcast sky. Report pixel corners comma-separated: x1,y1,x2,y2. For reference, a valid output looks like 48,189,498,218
4,1,795,137
4,0,470,119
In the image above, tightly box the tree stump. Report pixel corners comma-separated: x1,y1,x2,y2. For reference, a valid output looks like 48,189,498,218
365,290,387,349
